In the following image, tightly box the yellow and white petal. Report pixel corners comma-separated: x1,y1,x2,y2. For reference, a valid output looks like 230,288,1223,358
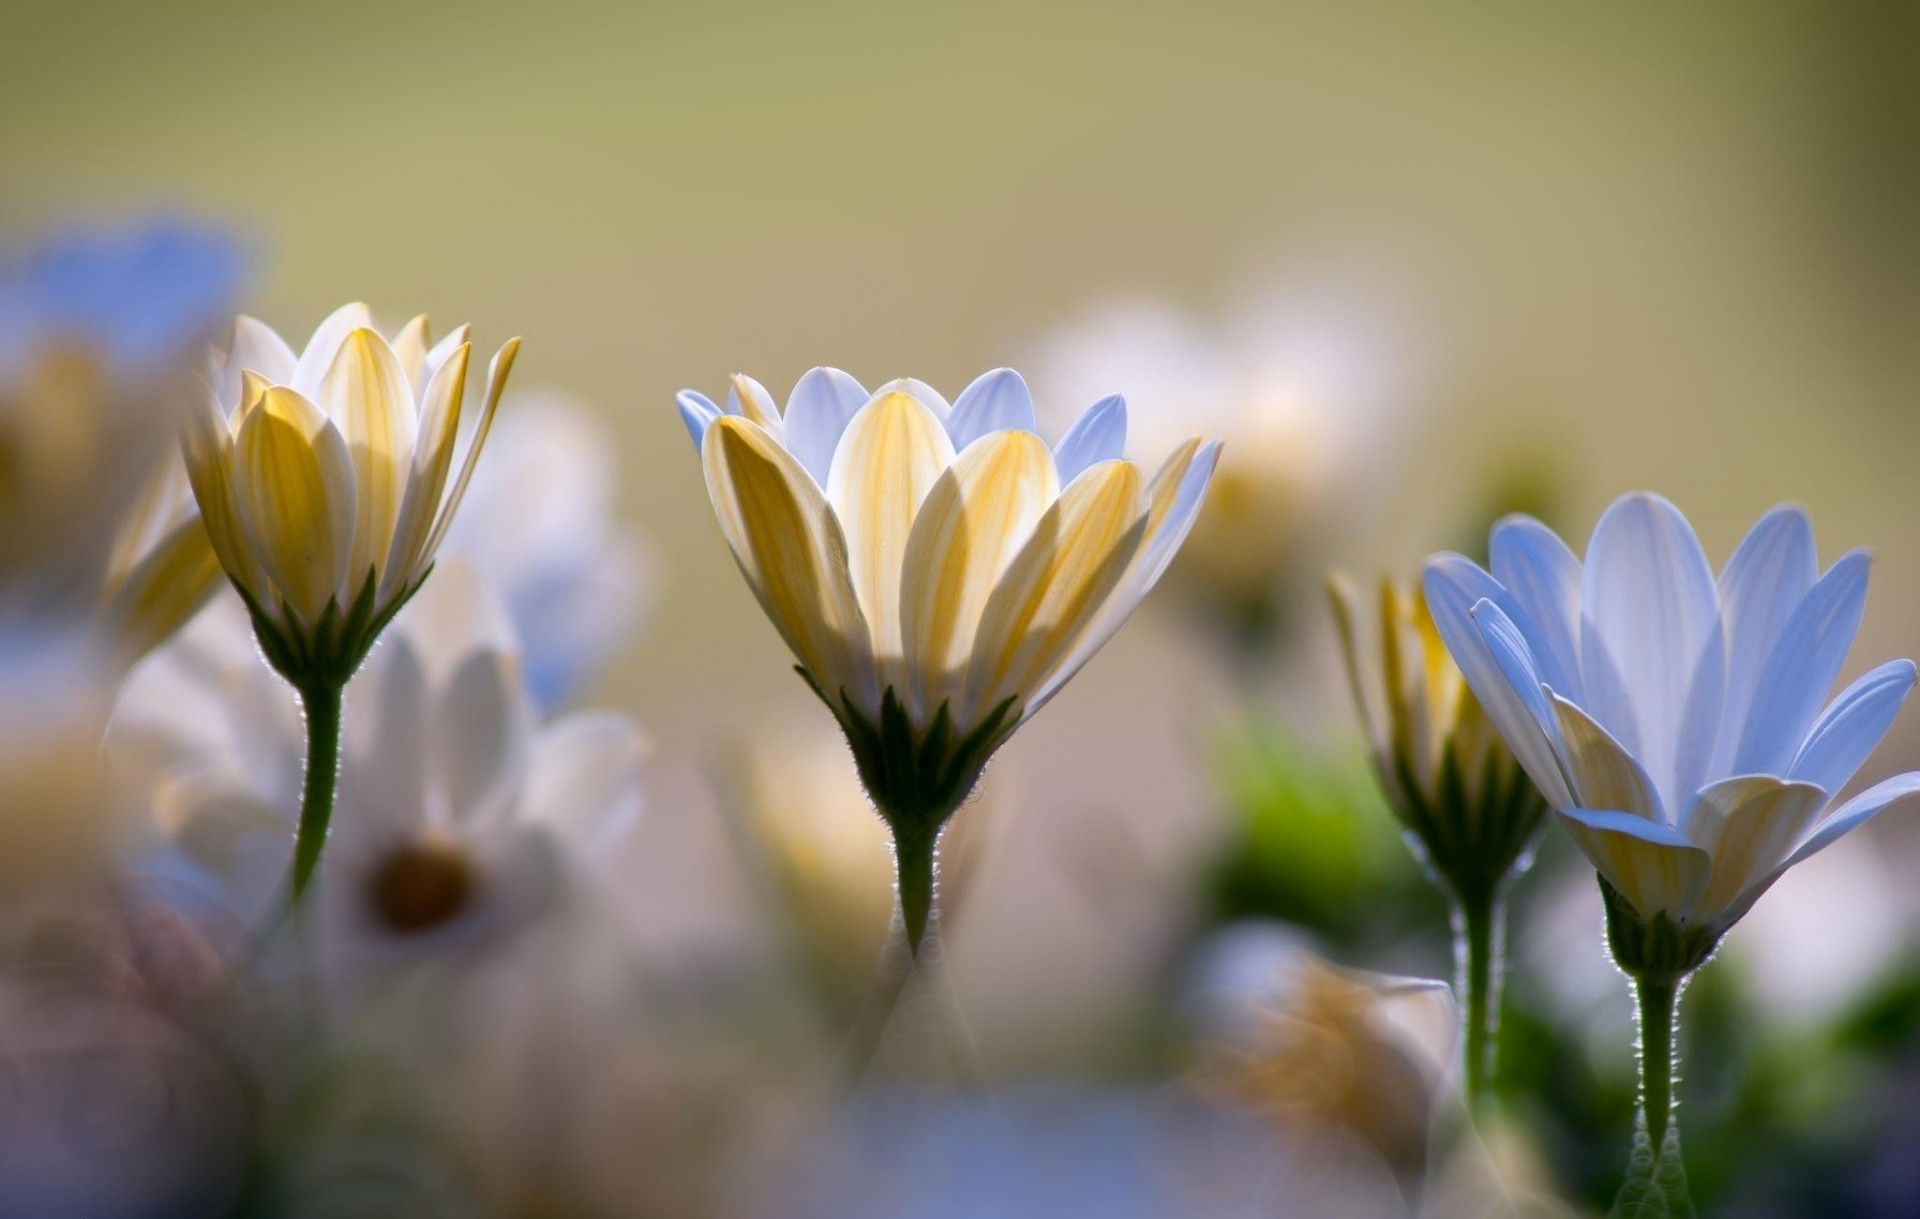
102,520,223,664
825,389,957,690
1557,807,1711,920
232,387,357,626
290,302,376,400
900,429,1058,719
421,323,470,402
1549,694,1666,823
215,315,296,416
704,415,877,709
380,341,470,603
1326,573,1388,756
321,328,417,590
1682,776,1827,922
389,314,431,397
181,391,268,597
417,337,521,580
960,459,1147,728
728,373,781,430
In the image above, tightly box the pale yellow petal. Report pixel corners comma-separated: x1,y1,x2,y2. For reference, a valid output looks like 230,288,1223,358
960,460,1147,728
1683,777,1827,921
899,430,1058,719
1325,572,1387,755
379,341,469,603
101,520,222,664
1550,694,1665,821
390,314,431,397
232,387,357,625
704,415,876,708
1557,808,1711,919
181,392,267,597
417,337,521,579
321,328,417,590
825,390,957,691
729,373,781,429
291,302,376,399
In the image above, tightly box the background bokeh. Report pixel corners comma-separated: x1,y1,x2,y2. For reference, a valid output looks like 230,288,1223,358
6,3,1919,1215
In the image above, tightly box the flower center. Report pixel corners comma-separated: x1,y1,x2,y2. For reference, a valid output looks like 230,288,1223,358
367,839,475,934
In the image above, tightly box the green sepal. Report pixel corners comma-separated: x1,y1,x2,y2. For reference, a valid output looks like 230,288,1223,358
1600,874,1722,983
234,564,433,695
1386,736,1547,907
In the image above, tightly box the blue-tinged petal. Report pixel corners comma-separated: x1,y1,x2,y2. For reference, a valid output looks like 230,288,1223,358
1053,394,1128,483
872,377,951,418
1731,549,1870,776
1449,595,1573,807
945,368,1037,449
1788,660,1916,798
1556,807,1711,921
1546,692,1665,823
1579,493,1720,800
1720,771,1920,928
675,390,721,450
781,367,869,485
1714,504,1818,774
1682,776,1827,924
1488,515,1584,700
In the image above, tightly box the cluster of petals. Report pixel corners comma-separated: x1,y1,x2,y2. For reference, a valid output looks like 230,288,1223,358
679,367,1219,733
182,303,519,638
1424,494,1920,933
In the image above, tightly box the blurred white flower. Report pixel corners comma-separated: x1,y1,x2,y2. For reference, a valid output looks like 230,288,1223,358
439,391,652,710
1030,290,1409,634
110,564,646,971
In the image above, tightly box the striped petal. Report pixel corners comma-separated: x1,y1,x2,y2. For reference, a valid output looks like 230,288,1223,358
102,520,222,663
781,367,868,484
1720,771,1920,928
419,338,521,569
215,315,295,416
872,377,951,417
1682,776,1827,922
1556,807,1710,921
1423,586,1571,807
1052,394,1127,483
945,367,1037,449
899,429,1058,719
232,387,357,625
703,415,876,710
1488,515,1584,700
1548,693,1665,822
180,392,267,596
290,302,375,400
961,459,1146,728
1731,549,1870,775
381,342,470,602
825,389,956,690
727,374,781,430
389,314,431,396
1714,504,1817,772
320,328,416,589
1788,659,1917,797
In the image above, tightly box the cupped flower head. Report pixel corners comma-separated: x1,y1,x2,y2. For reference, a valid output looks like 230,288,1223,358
182,303,520,683
680,367,1219,824
0,220,242,641
1423,494,1920,968
1328,574,1546,894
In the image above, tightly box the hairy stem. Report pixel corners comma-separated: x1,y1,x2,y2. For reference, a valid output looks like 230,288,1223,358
1456,884,1504,1108
1636,973,1681,1151
291,680,343,899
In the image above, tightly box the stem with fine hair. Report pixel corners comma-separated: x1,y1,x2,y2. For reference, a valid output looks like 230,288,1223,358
1636,973,1681,1152
291,680,344,899
1455,882,1503,1108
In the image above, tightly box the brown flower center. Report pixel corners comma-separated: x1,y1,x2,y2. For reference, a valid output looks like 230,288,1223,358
367,840,475,934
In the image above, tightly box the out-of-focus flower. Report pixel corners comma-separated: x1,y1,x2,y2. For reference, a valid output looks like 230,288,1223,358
1187,923,1454,1185
180,302,520,894
440,391,652,709
112,565,645,970
1327,575,1545,895
731,726,997,1008
1424,496,1920,952
181,303,518,682
0,221,241,638
679,366,1218,950
1031,294,1406,642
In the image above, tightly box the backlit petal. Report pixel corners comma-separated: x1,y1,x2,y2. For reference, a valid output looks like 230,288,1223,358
782,367,869,484
291,302,375,400
1488,515,1584,700
1548,693,1665,822
1714,504,1818,774
727,373,780,430
1556,807,1710,920
1731,549,1870,775
1683,776,1827,922
321,328,416,589
676,389,722,451
945,367,1037,449
232,387,356,624
1788,659,1917,797
381,342,470,603
215,315,295,415
418,338,522,577
1052,394,1128,483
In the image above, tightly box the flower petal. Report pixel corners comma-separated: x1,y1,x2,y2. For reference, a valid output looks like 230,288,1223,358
704,415,876,710
290,302,375,400
418,338,522,575
389,314,431,396
1721,771,1920,927
1682,776,1828,923
102,520,223,664
872,377,951,417
215,315,295,416
961,459,1146,728
825,389,957,690
180,392,267,596
435,646,533,830
899,429,1058,720
1052,393,1127,483
1487,515,1584,701
676,389,722,451
1556,807,1710,921
1578,493,1720,794
525,711,647,855
381,342,470,603
1731,549,1871,775
1547,692,1665,822
321,328,417,589
781,367,869,485
945,367,1037,449
727,373,780,430
1789,659,1917,798
1714,504,1818,773
232,387,356,625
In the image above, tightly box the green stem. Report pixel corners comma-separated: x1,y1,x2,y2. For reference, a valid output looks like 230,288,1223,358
1636,973,1681,1151
1456,884,1503,1109
894,821,939,957
291,680,344,899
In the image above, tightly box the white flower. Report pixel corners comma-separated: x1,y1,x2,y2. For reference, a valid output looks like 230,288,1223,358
111,564,645,964
1423,494,1920,942
438,392,652,709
